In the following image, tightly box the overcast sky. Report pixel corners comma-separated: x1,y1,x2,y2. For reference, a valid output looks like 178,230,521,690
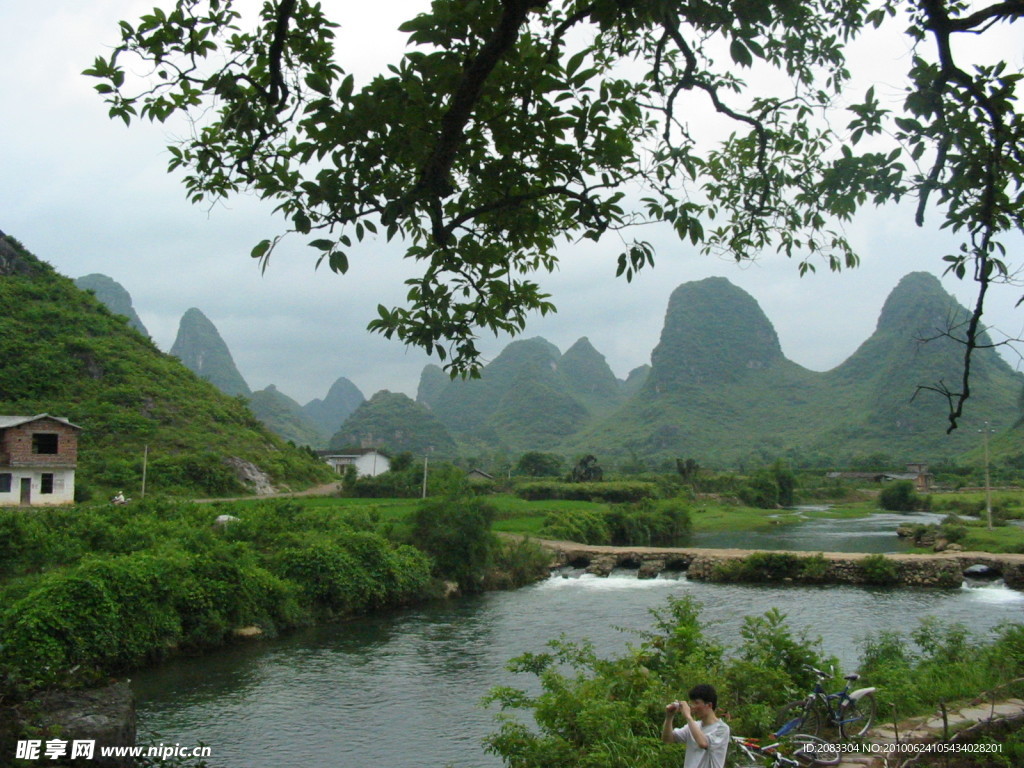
3,1,1022,404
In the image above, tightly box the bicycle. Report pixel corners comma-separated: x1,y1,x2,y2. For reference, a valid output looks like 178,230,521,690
731,734,840,767
774,665,877,740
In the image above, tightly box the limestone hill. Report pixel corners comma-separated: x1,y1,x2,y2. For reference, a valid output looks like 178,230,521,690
420,336,630,452
330,390,456,457
74,273,149,337
170,307,251,398
302,376,365,440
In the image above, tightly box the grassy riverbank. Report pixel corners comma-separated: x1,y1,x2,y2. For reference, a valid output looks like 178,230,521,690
0,495,550,695
204,488,1024,552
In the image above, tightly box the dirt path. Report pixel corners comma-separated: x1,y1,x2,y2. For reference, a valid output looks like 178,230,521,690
833,696,1024,766
191,481,342,504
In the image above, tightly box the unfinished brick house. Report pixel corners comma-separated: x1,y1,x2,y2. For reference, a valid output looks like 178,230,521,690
0,414,81,506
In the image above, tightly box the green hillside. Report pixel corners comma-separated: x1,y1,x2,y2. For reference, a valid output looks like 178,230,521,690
329,390,457,456
170,307,252,397
249,385,325,448
0,233,332,497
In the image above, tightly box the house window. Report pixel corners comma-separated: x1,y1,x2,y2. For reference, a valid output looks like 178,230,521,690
32,433,59,454
0,474,11,493
41,473,54,494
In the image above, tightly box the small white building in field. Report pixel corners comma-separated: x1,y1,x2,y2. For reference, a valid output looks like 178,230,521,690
0,414,82,506
320,449,391,478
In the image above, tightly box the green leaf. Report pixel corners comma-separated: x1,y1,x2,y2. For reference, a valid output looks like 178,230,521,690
250,239,271,259
328,251,349,274
730,40,753,68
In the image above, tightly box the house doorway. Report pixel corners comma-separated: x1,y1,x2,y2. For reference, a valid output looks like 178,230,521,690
20,477,31,505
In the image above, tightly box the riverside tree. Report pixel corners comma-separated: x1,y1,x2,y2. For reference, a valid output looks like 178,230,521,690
86,1,1024,430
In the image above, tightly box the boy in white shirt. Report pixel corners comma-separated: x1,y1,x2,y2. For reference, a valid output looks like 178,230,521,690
661,684,730,768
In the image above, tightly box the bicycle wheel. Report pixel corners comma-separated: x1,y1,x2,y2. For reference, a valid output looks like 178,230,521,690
790,734,840,767
774,700,819,737
839,692,876,739
732,738,771,768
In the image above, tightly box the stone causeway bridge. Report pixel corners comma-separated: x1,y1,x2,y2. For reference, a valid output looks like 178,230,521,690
528,538,1024,589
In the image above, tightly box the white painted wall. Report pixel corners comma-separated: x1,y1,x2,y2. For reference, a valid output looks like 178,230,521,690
323,451,391,478
0,468,75,506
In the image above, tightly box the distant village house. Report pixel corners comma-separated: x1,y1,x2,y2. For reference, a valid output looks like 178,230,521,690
319,449,391,478
0,414,81,506
827,463,933,493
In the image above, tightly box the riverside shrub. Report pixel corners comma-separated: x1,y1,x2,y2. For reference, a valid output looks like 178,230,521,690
538,501,692,546
539,508,610,544
515,481,657,503
606,500,691,546
412,495,498,592
859,553,899,585
711,552,829,584
0,549,298,689
879,480,925,511
0,499,435,693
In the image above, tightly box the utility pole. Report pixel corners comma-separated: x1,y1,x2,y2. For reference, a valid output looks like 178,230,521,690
422,453,429,499
141,444,148,499
981,422,994,530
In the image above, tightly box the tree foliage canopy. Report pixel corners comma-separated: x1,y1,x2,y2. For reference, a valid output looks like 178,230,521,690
86,0,1024,429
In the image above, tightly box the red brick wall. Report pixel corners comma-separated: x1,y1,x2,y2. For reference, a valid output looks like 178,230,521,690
0,419,79,467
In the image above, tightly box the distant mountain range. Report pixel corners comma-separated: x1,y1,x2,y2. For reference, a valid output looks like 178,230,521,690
77,266,1024,468
565,273,1023,466
78,283,366,448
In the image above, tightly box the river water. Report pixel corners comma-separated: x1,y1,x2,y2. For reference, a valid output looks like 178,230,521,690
133,570,1024,767
686,508,947,552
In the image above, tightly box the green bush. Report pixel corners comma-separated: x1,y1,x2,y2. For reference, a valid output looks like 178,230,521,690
879,480,925,511
536,501,692,546
799,553,831,583
0,543,317,691
737,462,797,509
710,552,835,585
606,500,692,546
516,481,657,503
540,508,611,544
412,495,498,592
486,537,553,590
859,553,899,585
515,451,566,477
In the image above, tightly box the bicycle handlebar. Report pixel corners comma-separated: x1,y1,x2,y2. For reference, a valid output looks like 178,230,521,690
802,664,832,679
